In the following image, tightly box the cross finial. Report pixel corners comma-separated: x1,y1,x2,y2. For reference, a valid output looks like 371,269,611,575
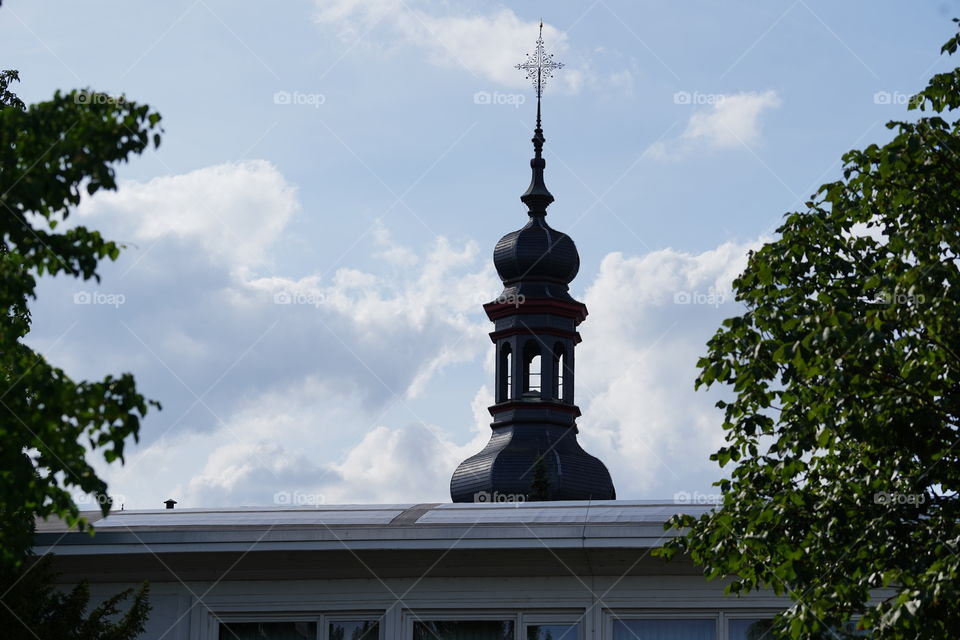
515,21,561,216
515,21,564,100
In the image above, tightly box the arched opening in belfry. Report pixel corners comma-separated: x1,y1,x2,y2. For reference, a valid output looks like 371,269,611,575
554,342,566,401
523,341,542,396
499,343,513,401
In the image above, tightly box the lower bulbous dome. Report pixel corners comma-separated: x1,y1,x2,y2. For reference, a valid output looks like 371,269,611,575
449,424,616,502
493,215,580,285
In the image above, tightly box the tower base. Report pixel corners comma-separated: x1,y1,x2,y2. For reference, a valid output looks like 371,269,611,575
450,424,616,503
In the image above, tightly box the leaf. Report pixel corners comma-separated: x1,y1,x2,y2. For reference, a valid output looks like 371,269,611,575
666,18,960,640
0,76,162,570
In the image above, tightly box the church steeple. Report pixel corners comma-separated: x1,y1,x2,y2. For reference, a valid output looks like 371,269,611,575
449,24,616,503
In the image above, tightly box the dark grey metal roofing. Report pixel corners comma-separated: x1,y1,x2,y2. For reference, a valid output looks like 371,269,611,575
493,216,580,289
34,500,713,556
450,424,616,503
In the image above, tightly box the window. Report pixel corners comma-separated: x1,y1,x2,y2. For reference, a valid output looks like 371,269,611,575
413,620,514,640
500,343,513,401
728,619,774,640
523,341,542,395
528,354,541,392
218,619,380,640
328,620,379,640
219,622,316,640
612,619,715,640
527,624,577,639
729,618,869,639
554,343,565,401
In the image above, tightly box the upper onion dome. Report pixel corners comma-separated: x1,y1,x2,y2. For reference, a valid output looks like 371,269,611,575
492,97,579,292
493,216,579,285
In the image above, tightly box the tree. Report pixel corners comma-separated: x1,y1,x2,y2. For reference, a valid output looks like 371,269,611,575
0,67,162,568
0,555,150,640
657,21,960,640
528,454,551,501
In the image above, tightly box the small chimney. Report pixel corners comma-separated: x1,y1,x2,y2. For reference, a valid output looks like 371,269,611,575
164,499,178,510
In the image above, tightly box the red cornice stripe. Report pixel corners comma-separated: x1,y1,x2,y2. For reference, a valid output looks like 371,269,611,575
483,299,588,323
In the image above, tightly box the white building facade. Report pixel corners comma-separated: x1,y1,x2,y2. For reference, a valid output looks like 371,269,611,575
38,501,785,640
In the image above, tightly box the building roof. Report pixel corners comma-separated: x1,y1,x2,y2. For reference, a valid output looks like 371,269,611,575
35,500,712,557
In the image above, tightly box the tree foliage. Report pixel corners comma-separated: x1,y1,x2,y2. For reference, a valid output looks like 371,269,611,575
0,555,150,640
0,68,162,568
528,455,551,501
658,21,960,640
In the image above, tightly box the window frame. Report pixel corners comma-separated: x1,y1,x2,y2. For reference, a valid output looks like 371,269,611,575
404,609,586,640
405,610,519,640
212,613,320,640
521,340,543,396
604,610,720,640
323,614,385,640
522,611,583,640
724,613,781,640
499,342,513,401
725,613,868,639
203,610,385,640
554,343,565,402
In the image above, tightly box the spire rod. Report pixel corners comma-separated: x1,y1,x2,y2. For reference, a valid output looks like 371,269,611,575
515,21,564,216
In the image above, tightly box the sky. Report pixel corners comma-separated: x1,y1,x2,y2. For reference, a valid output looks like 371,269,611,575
1,0,957,509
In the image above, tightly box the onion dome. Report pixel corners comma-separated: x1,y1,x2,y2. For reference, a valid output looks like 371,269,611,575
492,100,580,300
493,217,579,286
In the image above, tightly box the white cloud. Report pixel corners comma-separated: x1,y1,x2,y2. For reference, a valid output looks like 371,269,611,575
77,160,298,274
685,90,782,148
104,378,493,507
313,0,628,93
575,240,764,499
648,90,782,160
372,220,419,267
104,225,764,506
315,0,403,26
35,160,503,508
42,157,769,507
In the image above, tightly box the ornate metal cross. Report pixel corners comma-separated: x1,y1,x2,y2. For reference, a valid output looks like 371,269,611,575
515,21,564,99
